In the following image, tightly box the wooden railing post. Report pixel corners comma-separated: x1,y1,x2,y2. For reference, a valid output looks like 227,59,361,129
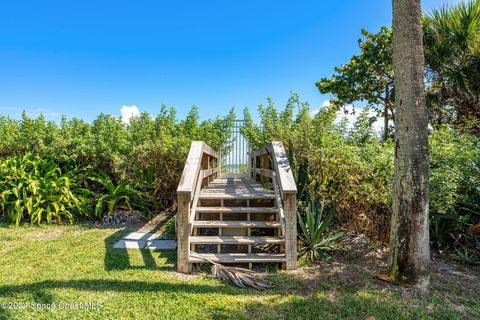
284,192,297,269
177,193,191,273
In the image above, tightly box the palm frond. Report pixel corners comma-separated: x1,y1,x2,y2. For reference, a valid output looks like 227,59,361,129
190,254,273,291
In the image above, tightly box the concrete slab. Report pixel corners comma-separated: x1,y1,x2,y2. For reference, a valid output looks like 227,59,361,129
146,240,176,250
123,232,159,241
113,240,147,249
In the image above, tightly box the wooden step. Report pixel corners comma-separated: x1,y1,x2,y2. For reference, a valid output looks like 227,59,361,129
189,253,286,263
192,220,281,228
189,236,284,245
195,207,278,213
199,192,275,200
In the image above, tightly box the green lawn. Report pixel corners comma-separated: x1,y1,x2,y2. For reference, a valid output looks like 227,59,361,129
0,224,478,320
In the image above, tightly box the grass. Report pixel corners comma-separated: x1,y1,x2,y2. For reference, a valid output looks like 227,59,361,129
0,223,478,320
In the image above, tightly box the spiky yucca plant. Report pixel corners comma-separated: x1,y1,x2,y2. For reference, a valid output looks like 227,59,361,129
297,201,345,262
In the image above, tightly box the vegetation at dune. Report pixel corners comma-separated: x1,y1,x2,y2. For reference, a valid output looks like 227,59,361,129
423,0,480,126
87,171,151,218
0,106,235,224
309,0,480,267
241,92,480,263
1,90,476,266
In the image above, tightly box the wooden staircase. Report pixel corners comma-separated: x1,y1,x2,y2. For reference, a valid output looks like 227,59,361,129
176,141,297,273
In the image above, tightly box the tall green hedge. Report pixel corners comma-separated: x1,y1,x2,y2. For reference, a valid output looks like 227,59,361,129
0,106,235,224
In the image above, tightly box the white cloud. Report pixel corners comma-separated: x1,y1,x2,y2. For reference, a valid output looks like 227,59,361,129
318,100,385,135
310,100,331,116
336,106,384,135
120,105,140,124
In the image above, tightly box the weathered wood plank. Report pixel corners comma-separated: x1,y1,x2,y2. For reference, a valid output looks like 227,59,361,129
189,253,286,263
190,236,284,244
269,141,297,198
201,142,218,158
195,207,278,213
271,174,286,236
283,193,297,269
198,192,275,200
251,146,268,158
192,220,281,228
177,141,203,198
177,193,191,273
201,167,218,179
253,167,276,179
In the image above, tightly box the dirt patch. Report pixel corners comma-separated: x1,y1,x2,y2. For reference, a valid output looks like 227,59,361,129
137,210,175,238
95,210,149,228
95,210,175,240
279,231,480,302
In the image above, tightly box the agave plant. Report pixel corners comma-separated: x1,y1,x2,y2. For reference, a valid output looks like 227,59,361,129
0,153,89,226
88,171,150,217
297,201,345,262
452,234,480,265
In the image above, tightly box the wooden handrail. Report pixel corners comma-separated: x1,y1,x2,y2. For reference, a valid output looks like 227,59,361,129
251,141,297,270
251,141,297,198
177,141,218,199
177,141,219,273
251,146,268,158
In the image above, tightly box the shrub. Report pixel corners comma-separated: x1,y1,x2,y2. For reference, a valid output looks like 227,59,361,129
88,171,151,217
242,93,480,244
0,153,89,225
297,201,345,262
0,107,236,218
242,94,394,241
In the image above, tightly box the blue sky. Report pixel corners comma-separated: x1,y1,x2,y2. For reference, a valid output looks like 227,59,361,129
0,0,460,122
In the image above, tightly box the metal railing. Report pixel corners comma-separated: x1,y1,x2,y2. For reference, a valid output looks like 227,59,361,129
222,120,250,174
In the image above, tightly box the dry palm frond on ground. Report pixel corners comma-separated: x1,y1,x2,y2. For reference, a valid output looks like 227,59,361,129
467,223,480,237
190,254,273,290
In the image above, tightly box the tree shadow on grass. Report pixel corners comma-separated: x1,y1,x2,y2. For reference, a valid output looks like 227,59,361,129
104,227,176,272
0,278,253,320
0,279,242,297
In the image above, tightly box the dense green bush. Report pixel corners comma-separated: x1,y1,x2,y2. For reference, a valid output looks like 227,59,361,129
0,153,89,225
429,125,480,253
242,94,394,240
242,93,480,243
1,94,478,253
0,106,235,224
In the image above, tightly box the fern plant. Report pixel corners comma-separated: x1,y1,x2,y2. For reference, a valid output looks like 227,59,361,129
0,153,88,225
297,201,345,262
88,171,150,217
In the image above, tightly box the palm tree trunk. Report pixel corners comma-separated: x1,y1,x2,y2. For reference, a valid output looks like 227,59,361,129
390,0,430,287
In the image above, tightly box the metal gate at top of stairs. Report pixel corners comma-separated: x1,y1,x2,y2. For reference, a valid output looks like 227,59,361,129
221,120,250,175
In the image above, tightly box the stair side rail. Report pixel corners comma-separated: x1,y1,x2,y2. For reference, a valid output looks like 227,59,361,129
177,141,219,273
251,141,297,269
